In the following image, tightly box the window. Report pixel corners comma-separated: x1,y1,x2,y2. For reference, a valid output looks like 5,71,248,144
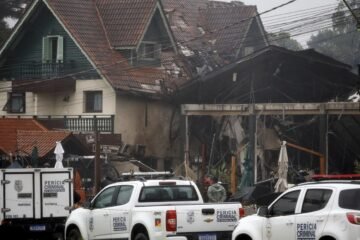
84,91,102,113
339,189,360,210
301,189,332,213
42,35,64,63
92,187,116,209
115,186,133,205
139,186,199,202
3,92,25,113
270,190,300,216
244,46,254,56
138,42,161,60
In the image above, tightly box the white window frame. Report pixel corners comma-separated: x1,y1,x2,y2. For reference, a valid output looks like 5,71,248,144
42,35,64,63
138,41,161,60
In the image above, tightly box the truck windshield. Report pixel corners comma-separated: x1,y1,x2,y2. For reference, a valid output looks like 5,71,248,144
139,185,199,202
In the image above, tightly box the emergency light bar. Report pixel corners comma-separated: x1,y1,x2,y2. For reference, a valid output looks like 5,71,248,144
312,174,360,181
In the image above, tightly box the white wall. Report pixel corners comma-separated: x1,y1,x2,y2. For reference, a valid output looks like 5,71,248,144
0,81,35,115
0,79,183,169
0,79,115,116
37,79,115,116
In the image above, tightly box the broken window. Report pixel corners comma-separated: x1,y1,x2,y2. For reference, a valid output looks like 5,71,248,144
84,91,102,113
243,46,254,56
3,92,26,113
138,42,161,60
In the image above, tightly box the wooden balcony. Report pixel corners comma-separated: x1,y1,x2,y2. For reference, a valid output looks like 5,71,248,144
3,62,73,80
1,61,97,92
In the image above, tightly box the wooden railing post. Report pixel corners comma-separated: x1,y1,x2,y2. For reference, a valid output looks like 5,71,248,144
111,115,115,133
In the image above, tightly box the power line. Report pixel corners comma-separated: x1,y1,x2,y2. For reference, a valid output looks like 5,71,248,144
0,0,355,95
0,30,355,113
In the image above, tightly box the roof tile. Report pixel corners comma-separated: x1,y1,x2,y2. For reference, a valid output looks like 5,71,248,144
46,0,169,91
96,0,157,47
0,118,47,155
43,0,259,92
17,130,71,157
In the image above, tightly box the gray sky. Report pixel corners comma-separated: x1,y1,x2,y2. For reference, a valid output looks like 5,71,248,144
235,0,342,46
241,0,340,13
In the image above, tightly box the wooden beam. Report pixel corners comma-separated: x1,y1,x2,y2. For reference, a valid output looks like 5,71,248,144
181,102,360,116
286,142,323,157
231,155,237,195
286,142,326,174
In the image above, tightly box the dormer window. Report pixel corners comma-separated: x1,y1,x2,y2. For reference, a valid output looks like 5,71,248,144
243,46,254,56
138,42,161,60
42,35,64,63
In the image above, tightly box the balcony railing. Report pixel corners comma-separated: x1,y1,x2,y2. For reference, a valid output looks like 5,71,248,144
4,115,115,133
1,61,97,80
64,116,115,133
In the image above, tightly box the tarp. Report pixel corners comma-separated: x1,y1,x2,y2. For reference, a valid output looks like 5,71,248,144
54,141,64,168
274,141,289,192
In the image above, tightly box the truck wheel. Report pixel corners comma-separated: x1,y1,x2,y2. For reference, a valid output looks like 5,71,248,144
67,228,83,240
134,232,149,240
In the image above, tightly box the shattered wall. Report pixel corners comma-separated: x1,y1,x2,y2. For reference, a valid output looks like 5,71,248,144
115,95,182,170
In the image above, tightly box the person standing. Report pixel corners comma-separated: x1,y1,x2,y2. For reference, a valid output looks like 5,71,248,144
205,175,227,202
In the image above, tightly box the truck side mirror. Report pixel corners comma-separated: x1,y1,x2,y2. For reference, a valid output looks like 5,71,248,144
82,198,93,209
257,206,269,218
82,201,91,209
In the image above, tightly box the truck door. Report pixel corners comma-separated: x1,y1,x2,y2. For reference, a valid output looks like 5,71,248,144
41,171,72,218
88,186,117,239
265,190,300,240
109,185,133,238
3,171,35,219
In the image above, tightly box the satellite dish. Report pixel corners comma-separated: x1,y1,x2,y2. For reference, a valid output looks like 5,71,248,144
207,183,227,202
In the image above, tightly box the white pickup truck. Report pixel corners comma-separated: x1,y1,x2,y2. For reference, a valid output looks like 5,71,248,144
232,180,360,240
0,168,74,239
65,177,243,240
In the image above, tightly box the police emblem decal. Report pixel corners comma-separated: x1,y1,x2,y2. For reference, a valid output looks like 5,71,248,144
14,180,23,192
187,211,195,224
89,217,94,231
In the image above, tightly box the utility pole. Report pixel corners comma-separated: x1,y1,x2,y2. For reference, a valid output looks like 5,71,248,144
342,0,360,30
248,104,256,185
184,115,189,178
94,116,101,194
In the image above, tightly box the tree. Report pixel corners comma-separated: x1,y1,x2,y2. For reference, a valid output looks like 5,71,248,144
268,31,303,51
307,0,360,68
0,0,31,46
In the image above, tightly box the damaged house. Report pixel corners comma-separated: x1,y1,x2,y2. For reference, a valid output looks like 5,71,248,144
2,0,355,190
0,0,268,171
179,46,359,187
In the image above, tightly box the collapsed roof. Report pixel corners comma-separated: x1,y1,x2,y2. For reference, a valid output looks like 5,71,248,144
177,45,357,103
